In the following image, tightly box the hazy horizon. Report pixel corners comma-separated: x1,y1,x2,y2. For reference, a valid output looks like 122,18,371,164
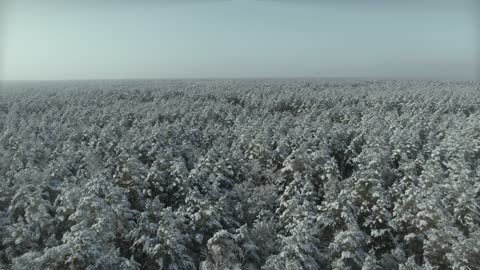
1,76,478,83
1,0,478,81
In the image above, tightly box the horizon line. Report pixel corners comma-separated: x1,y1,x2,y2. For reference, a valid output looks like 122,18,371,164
1,76,478,83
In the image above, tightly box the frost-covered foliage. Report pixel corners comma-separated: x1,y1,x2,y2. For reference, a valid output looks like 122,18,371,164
0,79,479,269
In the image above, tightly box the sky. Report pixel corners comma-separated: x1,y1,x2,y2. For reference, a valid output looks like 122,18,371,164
0,0,478,80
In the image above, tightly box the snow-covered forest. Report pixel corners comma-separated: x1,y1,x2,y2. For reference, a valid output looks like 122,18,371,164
0,80,479,270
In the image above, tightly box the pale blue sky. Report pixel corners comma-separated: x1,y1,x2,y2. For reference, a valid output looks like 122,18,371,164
0,0,478,80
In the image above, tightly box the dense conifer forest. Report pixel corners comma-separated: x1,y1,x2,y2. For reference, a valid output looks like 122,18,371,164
0,80,479,270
